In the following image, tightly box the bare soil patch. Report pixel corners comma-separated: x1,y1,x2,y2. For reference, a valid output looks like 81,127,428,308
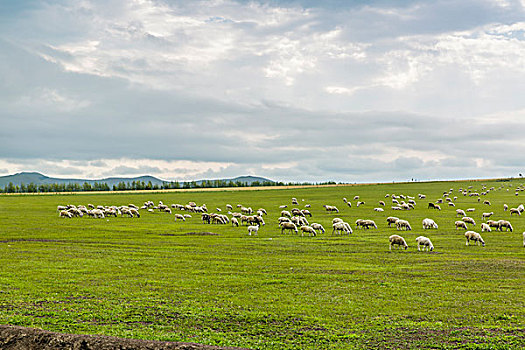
0,325,248,350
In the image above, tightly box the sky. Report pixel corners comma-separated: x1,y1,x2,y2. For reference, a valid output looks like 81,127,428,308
0,0,524,183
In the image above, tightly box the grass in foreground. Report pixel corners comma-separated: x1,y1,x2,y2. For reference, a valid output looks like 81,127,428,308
0,179,524,349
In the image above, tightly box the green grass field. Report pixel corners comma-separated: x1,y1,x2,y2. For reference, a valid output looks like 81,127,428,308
0,180,524,349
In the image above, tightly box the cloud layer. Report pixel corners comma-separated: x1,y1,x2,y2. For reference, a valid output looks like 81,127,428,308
1,0,524,182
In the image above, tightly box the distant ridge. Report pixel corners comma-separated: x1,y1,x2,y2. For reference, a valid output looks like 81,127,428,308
0,172,274,189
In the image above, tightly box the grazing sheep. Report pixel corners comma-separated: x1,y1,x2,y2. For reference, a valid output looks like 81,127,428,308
311,223,325,234
416,236,434,251
497,220,513,232
465,231,485,246
422,218,438,229
462,217,476,226
510,208,521,216
448,202,455,207
396,219,412,231
456,209,466,217
346,202,352,208
258,208,268,216
305,204,311,208
292,198,298,205
486,220,500,229
389,235,408,250
279,205,288,209
518,204,524,213
278,217,291,224
466,208,475,212
480,223,491,232
301,209,312,217
280,222,298,234
59,210,72,218
281,210,292,218
482,212,494,219
360,219,377,229
231,217,239,227
386,217,399,227
354,195,360,200
333,218,344,224
300,225,316,237
379,201,386,206
455,221,468,230
184,214,192,219
374,207,384,212
174,214,186,222
332,222,352,235
226,204,233,210
356,201,365,207
483,200,491,206
503,204,508,211
323,205,339,213
247,225,259,236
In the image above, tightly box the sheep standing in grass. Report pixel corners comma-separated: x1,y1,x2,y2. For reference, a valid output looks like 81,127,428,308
386,217,399,227
280,222,298,234
482,212,493,219
311,223,325,234
300,225,316,237
231,217,239,227
503,204,508,211
510,208,521,216
174,214,186,222
455,221,468,230
480,223,491,232
462,217,476,226
422,218,438,229
389,235,408,250
59,210,72,218
396,219,412,231
456,209,466,217
361,220,377,229
465,231,485,246
497,220,513,232
332,222,352,235
416,236,434,251
247,225,259,236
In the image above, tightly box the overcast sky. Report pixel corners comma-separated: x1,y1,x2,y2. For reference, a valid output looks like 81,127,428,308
1,0,524,183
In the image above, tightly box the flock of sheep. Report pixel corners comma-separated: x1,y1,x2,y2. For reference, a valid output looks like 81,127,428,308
57,184,525,249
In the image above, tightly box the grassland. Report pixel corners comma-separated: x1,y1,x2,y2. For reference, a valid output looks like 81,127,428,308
0,179,524,349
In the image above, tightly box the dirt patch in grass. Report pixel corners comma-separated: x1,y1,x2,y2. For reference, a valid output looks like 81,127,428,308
0,325,248,350
185,232,219,236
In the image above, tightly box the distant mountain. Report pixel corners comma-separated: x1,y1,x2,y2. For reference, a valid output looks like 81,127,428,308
0,172,274,189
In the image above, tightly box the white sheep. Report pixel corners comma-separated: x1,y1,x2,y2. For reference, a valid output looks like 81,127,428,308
386,217,399,227
361,219,377,229
480,223,491,232
174,213,186,221
510,208,521,216
280,222,298,234
416,236,434,251
456,209,466,217
497,220,513,232
389,235,408,250
332,222,352,235
247,225,259,236
300,225,316,237
455,221,468,230
465,231,485,246
311,223,325,234
466,208,475,212
396,219,412,231
374,207,384,212
462,217,476,226
231,217,239,227
422,218,438,229
482,212,493,219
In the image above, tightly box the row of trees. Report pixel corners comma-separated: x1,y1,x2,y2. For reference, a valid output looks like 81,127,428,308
1,180,337,194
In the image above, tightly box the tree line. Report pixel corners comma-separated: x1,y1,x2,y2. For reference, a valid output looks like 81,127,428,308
0,180,337,193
